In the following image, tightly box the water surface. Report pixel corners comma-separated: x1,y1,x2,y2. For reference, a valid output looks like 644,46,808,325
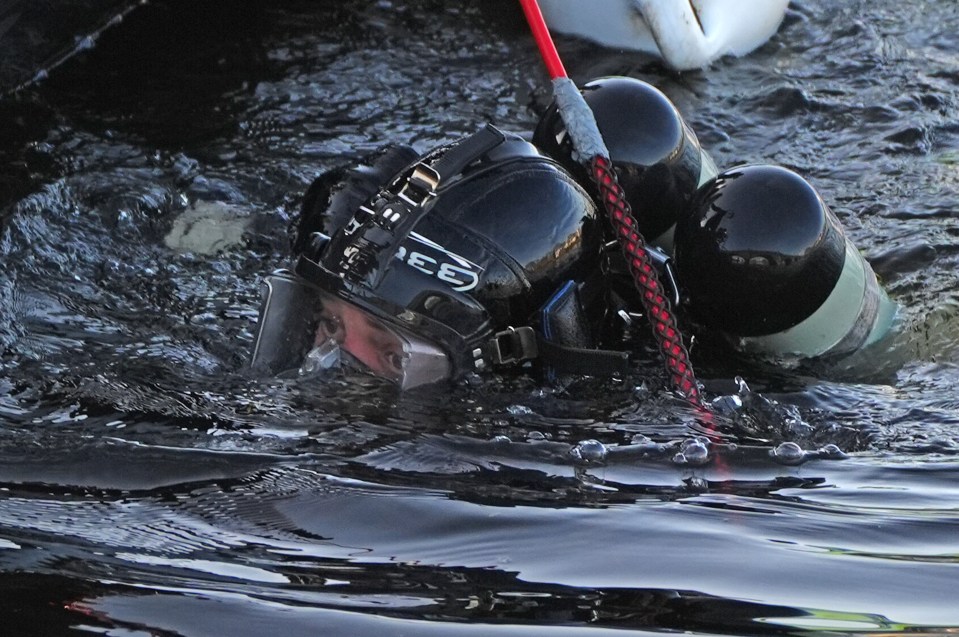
1,0,959,635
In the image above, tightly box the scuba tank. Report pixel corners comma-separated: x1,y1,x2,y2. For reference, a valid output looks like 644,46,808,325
672,164,897,359
534,76,896,363
534,76,718,251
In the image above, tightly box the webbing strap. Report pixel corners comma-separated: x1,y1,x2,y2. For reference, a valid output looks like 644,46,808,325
432,124,506,181
324,125,507,283
482,325,631,376
536,337,631,376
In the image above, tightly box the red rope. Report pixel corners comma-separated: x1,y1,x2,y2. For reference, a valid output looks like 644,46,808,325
590,157,701,404
516,0,702,405
518,0,567,80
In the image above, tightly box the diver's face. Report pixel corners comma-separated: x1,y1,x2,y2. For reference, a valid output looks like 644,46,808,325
250,271,451,388
314,295,406,381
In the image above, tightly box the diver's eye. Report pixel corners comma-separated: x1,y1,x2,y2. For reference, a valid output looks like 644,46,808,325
317,313,344,342
384,351,407,376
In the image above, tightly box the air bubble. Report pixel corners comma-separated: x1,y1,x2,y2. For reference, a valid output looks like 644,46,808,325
507,404,533,416
818,444,846,459
569,439,608,464
770,441,805,465
491,435,511,444
679,438,709,465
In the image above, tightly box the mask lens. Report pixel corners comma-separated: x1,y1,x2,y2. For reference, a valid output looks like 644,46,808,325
251,272,450,388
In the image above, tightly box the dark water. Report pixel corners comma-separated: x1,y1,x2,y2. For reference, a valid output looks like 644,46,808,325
2,0,959,635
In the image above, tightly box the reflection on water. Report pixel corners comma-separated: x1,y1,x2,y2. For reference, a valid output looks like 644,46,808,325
2,0,959,634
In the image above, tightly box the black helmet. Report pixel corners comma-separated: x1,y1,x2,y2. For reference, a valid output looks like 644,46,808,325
250,125,618,387
673,164,897,359
533,76,717,249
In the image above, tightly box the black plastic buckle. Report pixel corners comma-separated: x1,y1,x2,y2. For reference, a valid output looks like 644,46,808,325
489,326,538,365
646,247,681,308
604,240,681,308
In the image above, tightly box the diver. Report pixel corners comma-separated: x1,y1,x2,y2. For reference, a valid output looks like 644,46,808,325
250,76,896,390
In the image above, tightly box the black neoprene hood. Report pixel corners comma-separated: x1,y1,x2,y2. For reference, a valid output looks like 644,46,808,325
292,131,602,377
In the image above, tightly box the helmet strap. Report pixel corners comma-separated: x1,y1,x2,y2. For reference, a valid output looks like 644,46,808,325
321,124,507,286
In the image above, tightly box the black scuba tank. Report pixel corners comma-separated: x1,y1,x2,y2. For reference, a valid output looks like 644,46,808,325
673,164,896,359
534,76,718,250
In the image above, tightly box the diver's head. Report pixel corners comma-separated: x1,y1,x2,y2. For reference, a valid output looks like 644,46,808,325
673,164,896,359
251,126,603,388
533,76,717,250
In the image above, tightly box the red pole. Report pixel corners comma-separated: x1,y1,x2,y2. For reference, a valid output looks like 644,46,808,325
518,0,567,80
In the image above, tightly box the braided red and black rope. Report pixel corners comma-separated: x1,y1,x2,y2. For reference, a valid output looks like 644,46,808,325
518,0,702,405
590,156,701,404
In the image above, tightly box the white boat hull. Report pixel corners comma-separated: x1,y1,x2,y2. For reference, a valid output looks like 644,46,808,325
538,0,790,70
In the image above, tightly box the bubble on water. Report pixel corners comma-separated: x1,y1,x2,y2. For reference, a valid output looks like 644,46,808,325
491,435,511,444
672,452,687,465
770,441,806,466
569,439,608,464
679,438,710,465
526,431,546,441
817,443,846,459
630,433,651,445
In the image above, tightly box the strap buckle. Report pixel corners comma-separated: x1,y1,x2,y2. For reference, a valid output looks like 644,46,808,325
397,163,441,207
646,247,681,308
489,326,538,365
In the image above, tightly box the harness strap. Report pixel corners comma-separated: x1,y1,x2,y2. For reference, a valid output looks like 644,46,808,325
323,125,507,283
536,337,631,376
432,124,506,182
482,325,631,376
